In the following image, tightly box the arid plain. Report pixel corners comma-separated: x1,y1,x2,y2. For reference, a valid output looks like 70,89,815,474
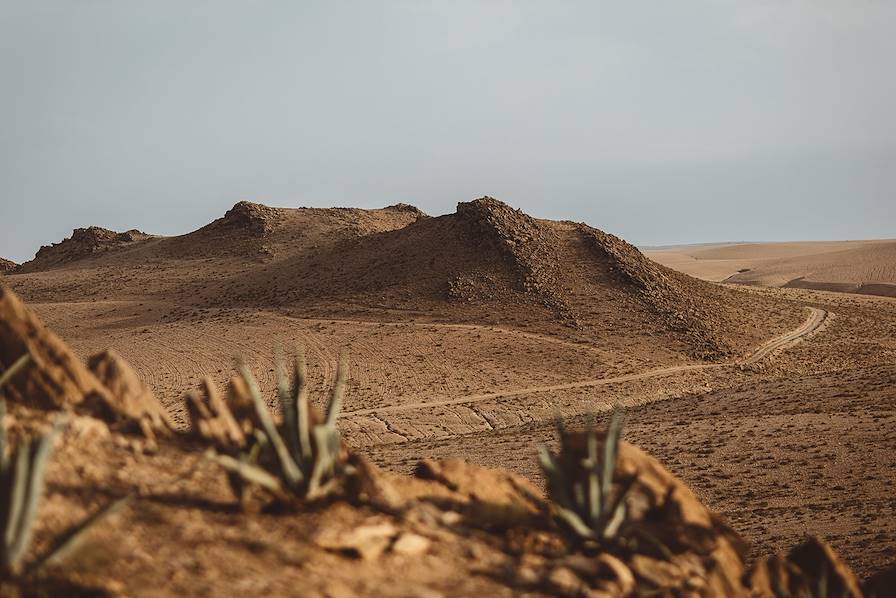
1,197,894,594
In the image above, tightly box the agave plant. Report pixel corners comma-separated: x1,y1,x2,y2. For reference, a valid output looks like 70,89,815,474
1,353,130,577
209,349,351,501
538,407,635,546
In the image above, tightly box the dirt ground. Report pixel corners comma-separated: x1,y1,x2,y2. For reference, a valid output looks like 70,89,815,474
2,200,894,590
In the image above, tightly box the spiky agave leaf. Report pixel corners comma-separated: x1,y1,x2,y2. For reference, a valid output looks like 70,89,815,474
554,505,597,540
585,415,600,524
3,441,29,564
206,450,284,495
34,495,133,572
292,349,312,463
601,406,624,515
238,363,303,489
0,354,31,392
2,414,67,574
325,354,347,426
274,347,298,462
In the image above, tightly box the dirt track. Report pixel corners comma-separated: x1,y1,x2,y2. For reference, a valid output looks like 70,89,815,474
741,306,829,364
346,307,830,418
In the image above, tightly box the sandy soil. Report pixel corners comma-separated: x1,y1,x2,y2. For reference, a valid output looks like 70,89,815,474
2,199,894,589
646,240,896,297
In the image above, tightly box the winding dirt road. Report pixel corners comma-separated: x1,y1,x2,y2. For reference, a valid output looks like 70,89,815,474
345,307,830,417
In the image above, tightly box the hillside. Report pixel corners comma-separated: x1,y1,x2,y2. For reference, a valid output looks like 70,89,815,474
0,285,882,596
0,257,16,273
647,240,896,297
4,198,799,361
2,200,894,583
206,198,795,359
16,226,155,273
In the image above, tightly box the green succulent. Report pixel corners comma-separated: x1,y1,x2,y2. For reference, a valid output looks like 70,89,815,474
1,353,130,578
209,349,351,501
538,407,635,545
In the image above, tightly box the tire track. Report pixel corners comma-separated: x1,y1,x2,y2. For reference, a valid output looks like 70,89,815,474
345,307,830,417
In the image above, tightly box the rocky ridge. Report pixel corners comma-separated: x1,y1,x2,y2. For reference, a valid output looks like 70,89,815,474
0,258,16,274
455,197,577,323
580,226,738,359
16,226,152,273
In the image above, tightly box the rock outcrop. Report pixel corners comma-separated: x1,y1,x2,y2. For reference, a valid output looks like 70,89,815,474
0,258,16,274
212,201,279,236
0,285,171,436
87,349,173,439
17,226,152,272
456,197,576,323
0,284,114,411
747,536,864,597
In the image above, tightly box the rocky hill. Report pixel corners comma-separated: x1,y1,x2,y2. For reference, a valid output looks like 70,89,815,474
207,197,794,358
0,257,16,274
5,197,799,360
16,226,153,273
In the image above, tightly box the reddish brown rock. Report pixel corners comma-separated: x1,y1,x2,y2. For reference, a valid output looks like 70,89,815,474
788,537,863,598
0,285,171,439
87,349,173,438
414,457,542,511
745,554,814,597
0,258,16,274
185,377,245,448
745,537,863,597
864,563,896,598
0,284,113,411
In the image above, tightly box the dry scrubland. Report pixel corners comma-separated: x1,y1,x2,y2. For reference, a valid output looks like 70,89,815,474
0,197,894,596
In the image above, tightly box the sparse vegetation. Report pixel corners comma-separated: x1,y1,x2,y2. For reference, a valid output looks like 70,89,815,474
208,349,354,502
539,408,649,551
0,400,65,575
1,353,130,579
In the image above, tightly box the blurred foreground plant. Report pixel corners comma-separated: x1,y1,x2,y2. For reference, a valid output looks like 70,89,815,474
538,408,632,546
1,354,129,578
208,350,353,502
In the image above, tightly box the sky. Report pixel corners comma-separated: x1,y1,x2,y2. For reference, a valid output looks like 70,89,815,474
1,1,894,263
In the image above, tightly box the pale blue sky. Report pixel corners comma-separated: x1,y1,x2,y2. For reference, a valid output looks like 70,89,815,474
2,1,894,262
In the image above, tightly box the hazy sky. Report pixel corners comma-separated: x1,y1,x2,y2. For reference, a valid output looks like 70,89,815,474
2,1,894,262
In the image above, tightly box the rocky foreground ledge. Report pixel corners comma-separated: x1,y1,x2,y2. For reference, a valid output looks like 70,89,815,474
0,283,890,596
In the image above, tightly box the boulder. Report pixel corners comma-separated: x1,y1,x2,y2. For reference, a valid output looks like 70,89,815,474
185,377,246,448
87,349,173,438
0,284,113,411
0,285,171,437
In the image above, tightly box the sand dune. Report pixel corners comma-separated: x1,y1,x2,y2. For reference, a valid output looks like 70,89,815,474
646,239,896,297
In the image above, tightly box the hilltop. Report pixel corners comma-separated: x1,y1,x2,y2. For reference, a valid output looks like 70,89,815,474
0,258,16,273
5,197,798,361
16,226,154,273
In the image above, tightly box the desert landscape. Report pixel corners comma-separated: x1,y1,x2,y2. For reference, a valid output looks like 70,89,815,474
646,241,896,297
0,197,893,596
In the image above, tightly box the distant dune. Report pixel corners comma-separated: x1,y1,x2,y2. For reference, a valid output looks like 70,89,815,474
646,240,896,297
